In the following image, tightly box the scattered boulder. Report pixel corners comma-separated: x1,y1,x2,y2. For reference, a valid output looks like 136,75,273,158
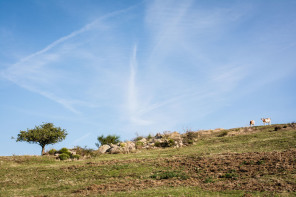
138,138,147,143
98,145,111,154
97,141,137,154
97,131,201,154
109,144,121,154
125,141,136,153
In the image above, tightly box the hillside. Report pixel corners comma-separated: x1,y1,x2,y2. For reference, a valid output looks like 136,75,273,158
0,124,295,196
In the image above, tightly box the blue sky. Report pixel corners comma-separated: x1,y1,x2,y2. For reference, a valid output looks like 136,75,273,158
0,0,295,156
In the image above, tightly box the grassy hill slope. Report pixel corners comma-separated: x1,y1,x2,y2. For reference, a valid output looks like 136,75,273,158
0,124,295,196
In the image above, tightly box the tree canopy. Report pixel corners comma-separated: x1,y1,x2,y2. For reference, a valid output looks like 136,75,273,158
95,134,120,148
16,123,67,155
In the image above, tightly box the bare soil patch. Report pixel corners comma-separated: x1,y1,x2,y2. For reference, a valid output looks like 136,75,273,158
75,149,296,195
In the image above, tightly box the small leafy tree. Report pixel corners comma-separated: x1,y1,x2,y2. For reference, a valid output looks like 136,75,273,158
95,134,120,148
16,123,67,155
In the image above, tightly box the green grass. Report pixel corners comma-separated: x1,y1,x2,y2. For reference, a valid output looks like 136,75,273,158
0,124,295,196
101,187,255,197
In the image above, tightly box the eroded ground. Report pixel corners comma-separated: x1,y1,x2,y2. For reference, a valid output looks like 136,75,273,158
75,149,296,195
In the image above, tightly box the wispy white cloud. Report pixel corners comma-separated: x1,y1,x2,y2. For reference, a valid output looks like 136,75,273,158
127,44,153,126
118,0,252,132
1,0,294,138
0,5,139,113
72,132,91,145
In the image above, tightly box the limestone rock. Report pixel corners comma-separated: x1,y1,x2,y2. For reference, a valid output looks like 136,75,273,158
98,145,111,154
109,145,121,154
125,141,136,153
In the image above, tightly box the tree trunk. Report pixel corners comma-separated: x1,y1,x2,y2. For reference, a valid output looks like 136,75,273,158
41,145,45,156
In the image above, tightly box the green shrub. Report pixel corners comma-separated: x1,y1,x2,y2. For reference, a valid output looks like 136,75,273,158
136,141,144,149
147,134,153,140
59,147,70,154
48,149,57,155
151,171,189,180
154,142,161,147
154,139,175,148
288,122,296,128
161,139,175,147
168,139,175,146
256,160,264,165
71,154,80,160
73,146,96,157
204,177,214,183
242,160,255,165
182,130,199,145
218,130,228,137
134,136,143,141
187,139,194,144
59,153,70,160
95,135,120,147
274,126,282,131
119,143,126,147
219,172,238,179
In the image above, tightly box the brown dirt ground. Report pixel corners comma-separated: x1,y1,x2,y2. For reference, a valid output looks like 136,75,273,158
75,149,296,195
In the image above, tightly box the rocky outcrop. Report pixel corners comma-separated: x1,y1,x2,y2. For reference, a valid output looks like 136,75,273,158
108,144,122,154
125,141,136,153
97,141,136,154
166,131,183,147
98,145,111,154
97,131,201,154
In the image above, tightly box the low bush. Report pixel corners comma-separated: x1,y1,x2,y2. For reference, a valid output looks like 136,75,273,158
168,139,175,146
119,143,126,147
151,171,189,180
135,141,144,149
274,126,282,131
147,134,153,140
217,130,228,137
219,172,238,179
71,154,80,160
256,160,264,165
288,122,296,129
48,149,57,155
59,148,70,155
73,146,96,157
154,141,161,147
134,136,143,141
204,177,214,183
59,153,70,161
153,139,175,148
183,130,199,145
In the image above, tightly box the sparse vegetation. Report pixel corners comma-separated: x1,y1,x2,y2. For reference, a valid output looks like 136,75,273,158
1,124,295,196
71,154,80,160
147,134,153,140
288,122,296,129
151,170,189,180
154,141,161,147
135,141,144,149
220,172,238,179
48,148,57,155
204,177,215,183
58,147,70,155
58,153,70,160
182,130,199,145
274,126,282,131
73,146,96,157
217,130,228,137
134,136,143,141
